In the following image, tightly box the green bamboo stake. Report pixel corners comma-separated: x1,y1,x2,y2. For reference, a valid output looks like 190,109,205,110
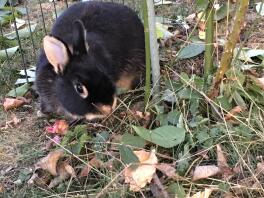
142,0,151,106
204,2,215,78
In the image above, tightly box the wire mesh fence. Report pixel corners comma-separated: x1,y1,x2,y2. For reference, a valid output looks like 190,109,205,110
0,0,177,97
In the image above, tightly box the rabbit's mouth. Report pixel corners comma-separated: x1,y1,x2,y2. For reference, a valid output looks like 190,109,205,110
85,96,117,120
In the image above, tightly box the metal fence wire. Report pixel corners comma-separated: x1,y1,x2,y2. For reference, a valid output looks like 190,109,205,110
0,0,169,96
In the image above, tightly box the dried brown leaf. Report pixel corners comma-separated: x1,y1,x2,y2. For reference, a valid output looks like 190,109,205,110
124,149,158,192
187,188,213,198
3,98,28,111
155,163,182,180
35,149,64,176
48,161,75,188
217,144,228,168
192,165,220,181
224,106,243,121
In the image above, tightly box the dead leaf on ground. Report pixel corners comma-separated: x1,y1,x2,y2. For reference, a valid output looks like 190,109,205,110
79,157,103,178
256,162,264,176
45,120,69,135
150,173,169,198
224,106,243,121
255,77,264,90
35,149,64,176
217,144,228,168
192,165,220,181
48,161,76,188
155,163,183,180
217,144,234,180
1,114,21,129
124,149,158,192
0,183,4,193
2,97,31,111
187,188,213,198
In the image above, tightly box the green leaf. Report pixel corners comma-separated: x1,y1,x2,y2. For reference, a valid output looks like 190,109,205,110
232,91,247,109
195,0,209,11
215,4,233,21
0,46,19,59
132,125,185,148
216,96,232,111
118,144,139,164
5,23,37,40
74,124,87,136
167,110,181,125
92,131,110,159
121,133,146,148
177,88,201,100
177,43,205,59
70,133,90,155
155,22,173,40
162,89,176,103
6,83,30,97
168,183,186,198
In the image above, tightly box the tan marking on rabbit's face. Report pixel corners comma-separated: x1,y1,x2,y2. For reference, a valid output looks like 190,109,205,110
84,96,117,120
116,73,134,90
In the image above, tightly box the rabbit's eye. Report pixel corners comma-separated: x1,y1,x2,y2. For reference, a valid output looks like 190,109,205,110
74,83,88,98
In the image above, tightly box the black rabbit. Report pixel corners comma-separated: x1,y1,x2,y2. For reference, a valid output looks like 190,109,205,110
35,1,145,120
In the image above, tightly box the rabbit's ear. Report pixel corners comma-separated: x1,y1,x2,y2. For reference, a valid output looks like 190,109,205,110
72,20,89,55
43,35,69,74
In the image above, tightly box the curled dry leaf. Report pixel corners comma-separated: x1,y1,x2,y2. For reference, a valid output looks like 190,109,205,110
224,106,243,121
217,144,234,180
124,149,158,192
35,149,64,176
192,165,220,181
3,97,30,111
79,157,103,178
256,162,264,176
48,161,76,188
0,183,4,193
45,120,69,135
155,163,183,180
216,144,228,168
255,77,264,90
187,188,213,198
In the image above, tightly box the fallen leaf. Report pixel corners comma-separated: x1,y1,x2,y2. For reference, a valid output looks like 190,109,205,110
124,149,158,192
216,144,234,180
155,163,182,180
150,173,169,198
48,161,76,188
255,77,264,90
192,165,220,181
216,144,228,168
0,183,4,193
35,149,64,176
187,188,213,198
3,97,30,111
256,162,264,176
79,157,103,178
45,120,69,135
224,106,243,121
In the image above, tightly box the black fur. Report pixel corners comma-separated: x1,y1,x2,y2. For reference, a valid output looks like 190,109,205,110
35,1,145,118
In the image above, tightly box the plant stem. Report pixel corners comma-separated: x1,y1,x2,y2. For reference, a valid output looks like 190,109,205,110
204,3,215,78
208,0,249,99
142,0,151,106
